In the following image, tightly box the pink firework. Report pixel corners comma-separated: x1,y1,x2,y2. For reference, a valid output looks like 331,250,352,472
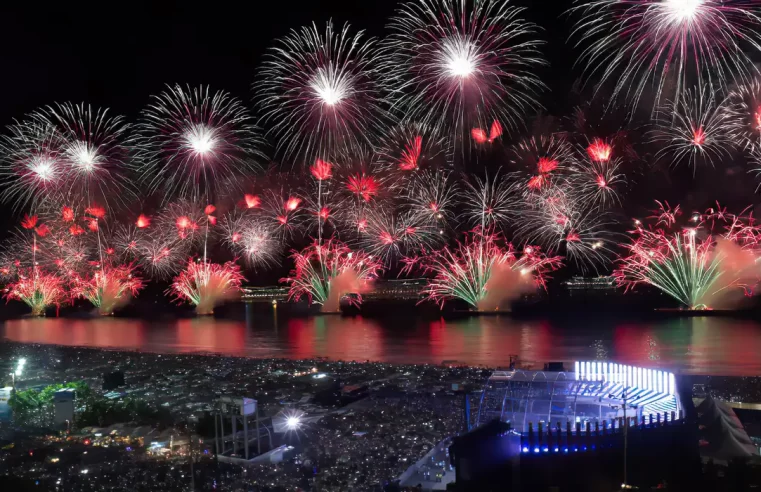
385,0,545,140
346,174,380,202
310,159,334,181
72,264,144,315
4,269,69,316
377,123,452,173
471,121,503,145
572,0,761,110
402,228,562,310
282,239,382,311
169,260,245,315
615,202,761,309
134,84,263,202
586,138,612,162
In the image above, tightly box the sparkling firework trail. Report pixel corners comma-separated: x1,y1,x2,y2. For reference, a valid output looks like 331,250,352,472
4,269,68,316
0,120,66,209
403,228,561,309
651,86,735,169
256,21,386,165
283,239,382,310
615,202,761,309
31,102,134,210
461,172,518,231
572,0,761,111
385,0,546,142
725,79,761,150
133,84,263,202
221,212,281,268
376,123,453,172
404,171,458,226
169,260,245,315
72,264,144,315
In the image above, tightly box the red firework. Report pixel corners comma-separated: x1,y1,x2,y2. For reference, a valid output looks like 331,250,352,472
347,174,379,202
136,214,151,228
471,120,503,144
244,194,261,209
399,135,422,171
586,138,612,162
310,159,333,181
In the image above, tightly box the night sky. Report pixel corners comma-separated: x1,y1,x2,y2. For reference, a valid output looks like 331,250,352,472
0,0,571,122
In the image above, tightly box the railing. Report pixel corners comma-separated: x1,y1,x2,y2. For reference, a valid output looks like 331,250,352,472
519,410,685,454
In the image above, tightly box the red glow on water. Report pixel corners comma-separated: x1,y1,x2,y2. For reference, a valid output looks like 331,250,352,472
537,157,558,174
244,194,261,209
136,214,151,228
587,138,612,162
310,158,333,181
285,197,301,211
399,135,422,171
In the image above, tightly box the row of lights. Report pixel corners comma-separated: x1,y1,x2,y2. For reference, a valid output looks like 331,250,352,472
521,444,607,454
574,361,676,396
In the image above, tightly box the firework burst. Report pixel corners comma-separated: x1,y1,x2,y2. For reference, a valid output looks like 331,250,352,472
509,136,576,194
650,86,735,169
461,172,518,231
0,120,67,209
403,228,561,310
282,239,382,311
615,202,761,309
384,0,546,141
221,212,281,268
572,0,761,111
4,269,68,316
169,260,245,315
725,79,761,150
256,21,386,165
31,102,134,209
404,170,458,226
376,123,453,172
133,84,263,202
72,264,144,315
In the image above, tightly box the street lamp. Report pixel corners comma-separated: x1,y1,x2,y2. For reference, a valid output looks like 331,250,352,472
610,390,640,488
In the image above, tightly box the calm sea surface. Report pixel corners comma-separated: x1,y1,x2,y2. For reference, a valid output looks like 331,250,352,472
2,306,761,376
